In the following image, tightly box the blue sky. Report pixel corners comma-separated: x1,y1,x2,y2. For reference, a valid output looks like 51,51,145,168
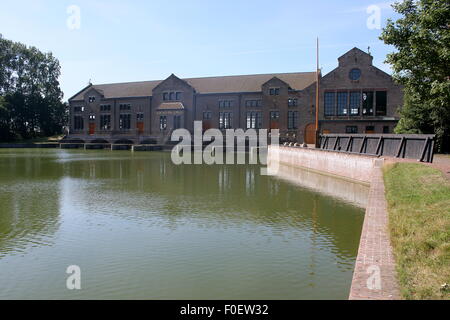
0,0,399,101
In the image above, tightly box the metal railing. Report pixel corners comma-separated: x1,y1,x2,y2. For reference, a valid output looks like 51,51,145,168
319,134,436,163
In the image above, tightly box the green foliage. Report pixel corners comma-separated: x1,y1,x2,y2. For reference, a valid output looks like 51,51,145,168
384,162,450,299
0,34,67,142
380,0,450,152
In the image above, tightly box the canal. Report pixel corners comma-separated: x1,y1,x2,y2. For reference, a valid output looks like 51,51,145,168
0,149,368,299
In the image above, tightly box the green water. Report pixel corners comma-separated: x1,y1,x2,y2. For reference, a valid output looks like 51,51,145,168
0,149,366,299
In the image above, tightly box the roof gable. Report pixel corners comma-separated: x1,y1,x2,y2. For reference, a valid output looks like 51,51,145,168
262,76,291,88
153,74,194,92
338,47,373,67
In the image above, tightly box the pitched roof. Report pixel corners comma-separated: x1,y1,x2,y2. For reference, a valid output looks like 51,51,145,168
69,72,317,101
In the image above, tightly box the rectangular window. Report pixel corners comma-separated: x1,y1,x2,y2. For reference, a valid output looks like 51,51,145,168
173,115,181,129
119,114,131,130
246,100,262,108
337,92,348,116
346,126,358,134
100,115,111,130
219,112,233,129
288,98,298,107
349,92,361,116
383,126,390,134
376,91,387,116
137,113,144,122
269,88,280,96
246,112,262,129
288,111,299,130
324,92,335,116
100,104,111,112
74,116,84,130
203,111,212,120
365,126,375,133
160,116,167,131
219,100,233,108
119,104,131,111
163,91,182,101
362,91,374,116
270,111,280,120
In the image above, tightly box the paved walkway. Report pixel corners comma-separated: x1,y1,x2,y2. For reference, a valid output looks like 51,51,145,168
349,161,400,300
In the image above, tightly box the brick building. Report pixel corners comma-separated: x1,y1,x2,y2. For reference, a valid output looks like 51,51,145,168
67,47,403,144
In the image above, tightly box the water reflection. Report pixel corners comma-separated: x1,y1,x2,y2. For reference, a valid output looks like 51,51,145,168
271,162,370,208
0,151,61,257
0,149,365,299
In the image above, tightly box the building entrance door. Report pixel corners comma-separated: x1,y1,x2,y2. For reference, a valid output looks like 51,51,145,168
137,122,144,134
89,123,96,135
270,111,280,130
304,123,316,144
203,121,212,131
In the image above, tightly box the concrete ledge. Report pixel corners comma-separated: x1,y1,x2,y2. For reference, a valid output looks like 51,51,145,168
269,146,378,184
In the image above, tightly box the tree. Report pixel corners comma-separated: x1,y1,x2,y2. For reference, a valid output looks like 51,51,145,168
380,0,450,152
0,34,67,141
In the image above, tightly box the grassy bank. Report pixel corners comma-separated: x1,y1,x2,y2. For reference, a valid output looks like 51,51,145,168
383,163,450,300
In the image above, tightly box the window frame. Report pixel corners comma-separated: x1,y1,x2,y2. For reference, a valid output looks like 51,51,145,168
100,114,111,131
159,116,167,131
324,92,336,116
288,111,299,130
219,112,233,129
345,126,358,134
375,91,387,116
349,68,361,81
337,92,348,116
269,87,280,96
119,113,131,130
73,116,84,130
349,91,361,116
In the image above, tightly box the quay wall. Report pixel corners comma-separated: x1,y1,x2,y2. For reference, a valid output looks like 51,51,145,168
268,146,379,184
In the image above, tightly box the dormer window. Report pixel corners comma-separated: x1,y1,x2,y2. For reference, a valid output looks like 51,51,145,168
288,98,298,107
269,88,280,96
88,96,96,103
163,91,182,101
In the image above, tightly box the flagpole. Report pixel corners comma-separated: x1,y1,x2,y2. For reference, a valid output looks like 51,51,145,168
315,38,320,147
